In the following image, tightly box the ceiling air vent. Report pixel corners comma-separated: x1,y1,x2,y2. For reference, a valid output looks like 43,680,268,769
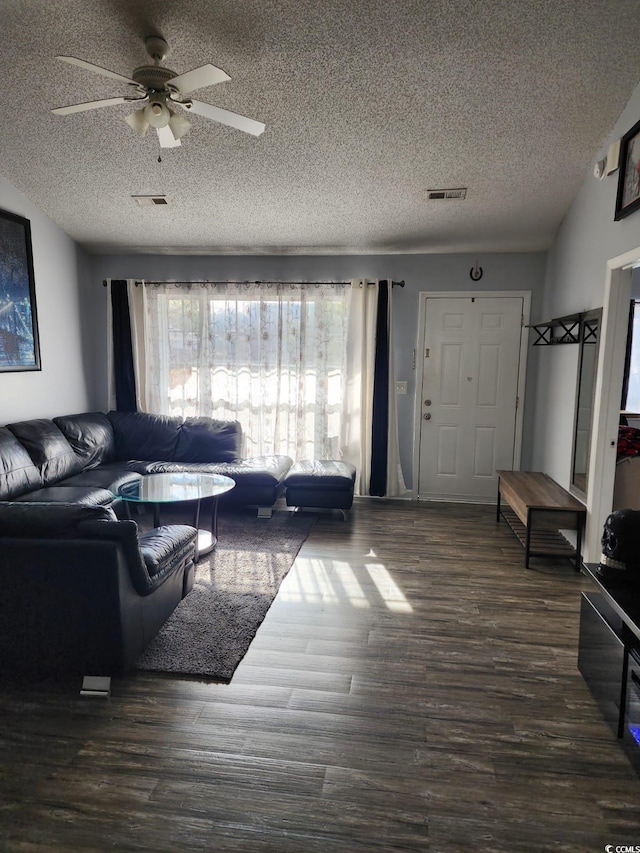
131,195,169,207
426,188,467,200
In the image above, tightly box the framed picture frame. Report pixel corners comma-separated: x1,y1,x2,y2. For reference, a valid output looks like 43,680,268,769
615,118,640,221
0,208,41,371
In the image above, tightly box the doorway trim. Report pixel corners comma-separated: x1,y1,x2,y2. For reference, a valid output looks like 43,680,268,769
586,248,640,562
411,290,531,501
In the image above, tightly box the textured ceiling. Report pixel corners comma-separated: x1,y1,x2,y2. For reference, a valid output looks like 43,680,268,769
2,0,640,255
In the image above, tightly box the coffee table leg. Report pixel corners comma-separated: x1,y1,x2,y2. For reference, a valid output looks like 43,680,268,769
193,496,217,560
211,495,220,541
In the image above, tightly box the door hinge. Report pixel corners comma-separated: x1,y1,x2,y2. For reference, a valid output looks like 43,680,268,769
521,315,524,327
515,395,519,410
425,348,430,358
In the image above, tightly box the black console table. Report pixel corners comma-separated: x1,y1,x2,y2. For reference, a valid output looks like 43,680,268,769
578,564,640,772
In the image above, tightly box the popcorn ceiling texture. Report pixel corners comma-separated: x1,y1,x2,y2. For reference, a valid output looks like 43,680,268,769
1,0,640,255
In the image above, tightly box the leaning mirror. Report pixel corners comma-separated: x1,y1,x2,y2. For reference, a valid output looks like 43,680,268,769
571,309,601,500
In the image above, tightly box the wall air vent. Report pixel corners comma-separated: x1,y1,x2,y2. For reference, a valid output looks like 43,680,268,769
131,195,169,206
426,188,467,200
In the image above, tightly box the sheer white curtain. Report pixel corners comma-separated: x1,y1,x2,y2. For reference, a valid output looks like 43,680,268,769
341,279,378,495
136,281,351,460
121,276,405,496
340,279,406,497
385,285,407,497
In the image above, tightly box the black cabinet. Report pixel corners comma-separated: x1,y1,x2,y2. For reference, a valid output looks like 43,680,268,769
626,649,640,756
578,592,626,734
579,566,640,773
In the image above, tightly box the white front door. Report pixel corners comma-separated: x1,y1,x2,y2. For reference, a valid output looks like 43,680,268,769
418,296,524,502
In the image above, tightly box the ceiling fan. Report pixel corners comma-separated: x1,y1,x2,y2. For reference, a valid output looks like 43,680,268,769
51,35,266,148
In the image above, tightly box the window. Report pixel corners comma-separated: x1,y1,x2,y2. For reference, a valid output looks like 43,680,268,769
143,282,351,460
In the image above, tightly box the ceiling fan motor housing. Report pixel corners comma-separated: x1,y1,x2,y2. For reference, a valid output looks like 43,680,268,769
131,65,178,92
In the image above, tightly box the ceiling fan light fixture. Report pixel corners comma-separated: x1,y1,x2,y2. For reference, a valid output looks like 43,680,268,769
53,37,266,145
168,112,191,140
125,108,149,137
144,98,171,128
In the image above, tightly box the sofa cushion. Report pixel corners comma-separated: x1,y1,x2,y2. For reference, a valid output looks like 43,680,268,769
57,467,142,493
108,411,182,461
7,419,83,486
13,487,115,506
0,427,43,499
173,417,242,463
0,502,117,536
149,455,293,485
54,412,116,469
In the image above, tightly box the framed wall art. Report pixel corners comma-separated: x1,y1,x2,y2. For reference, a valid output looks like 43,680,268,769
0,208,41,371
615,118,640,221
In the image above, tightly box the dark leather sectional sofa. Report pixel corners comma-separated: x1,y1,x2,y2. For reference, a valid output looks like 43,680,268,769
0,410,294,682
0,410,293,512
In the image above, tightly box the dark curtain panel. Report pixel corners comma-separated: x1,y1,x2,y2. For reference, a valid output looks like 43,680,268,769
621,299,636,417
369,281,389,496
110,281,137,412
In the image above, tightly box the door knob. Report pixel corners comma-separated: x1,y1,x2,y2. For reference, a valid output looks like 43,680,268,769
424,399,432,406
423,413,431,420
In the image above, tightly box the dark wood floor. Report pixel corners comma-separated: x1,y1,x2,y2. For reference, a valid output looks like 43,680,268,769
1,499,639,852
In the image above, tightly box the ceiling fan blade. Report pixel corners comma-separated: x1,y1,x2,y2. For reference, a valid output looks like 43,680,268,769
157,125,181,148
51,96,142,115
167,64,230,94
56,56,139,87
180,100,265,136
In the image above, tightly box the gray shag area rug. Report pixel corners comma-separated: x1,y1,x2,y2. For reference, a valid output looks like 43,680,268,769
135,508,315,681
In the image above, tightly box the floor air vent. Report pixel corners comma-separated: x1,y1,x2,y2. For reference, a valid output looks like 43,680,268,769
426,188,467,200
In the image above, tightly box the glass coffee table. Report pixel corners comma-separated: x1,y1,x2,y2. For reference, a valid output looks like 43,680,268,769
116,472,235,560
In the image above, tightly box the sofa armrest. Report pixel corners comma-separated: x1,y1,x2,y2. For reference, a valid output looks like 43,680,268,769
0,503,194,598
76,518,196,596
139,525,197,583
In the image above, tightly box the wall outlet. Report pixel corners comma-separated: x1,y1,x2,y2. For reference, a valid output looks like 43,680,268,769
396,381,408,395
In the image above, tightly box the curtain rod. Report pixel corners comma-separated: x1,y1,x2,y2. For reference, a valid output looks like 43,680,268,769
103,279,405,288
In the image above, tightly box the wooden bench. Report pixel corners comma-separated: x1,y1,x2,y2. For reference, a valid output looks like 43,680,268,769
496,470,586,571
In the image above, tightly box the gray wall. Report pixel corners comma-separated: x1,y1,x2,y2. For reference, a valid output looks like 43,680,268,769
533,79,640,488
0,176,98,422
90,252,547,489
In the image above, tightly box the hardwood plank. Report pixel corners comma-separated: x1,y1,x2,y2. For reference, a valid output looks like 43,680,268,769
0,499,638,852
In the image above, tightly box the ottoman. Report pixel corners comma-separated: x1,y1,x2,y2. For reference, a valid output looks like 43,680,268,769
284,460,356,519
